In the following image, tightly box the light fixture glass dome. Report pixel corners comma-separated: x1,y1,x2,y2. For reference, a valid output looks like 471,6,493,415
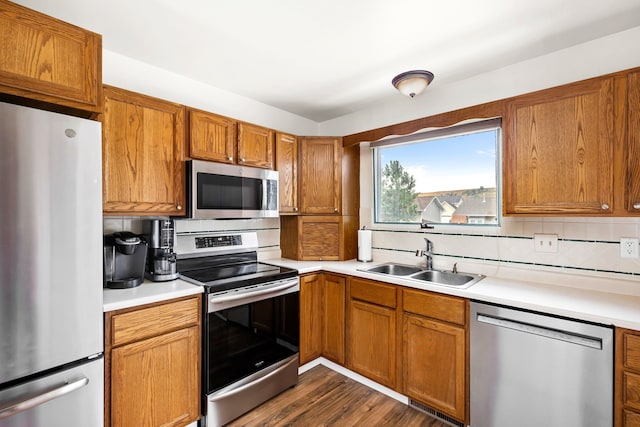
392,70,434,98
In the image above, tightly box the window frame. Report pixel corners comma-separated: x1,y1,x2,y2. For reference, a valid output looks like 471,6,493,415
372,118,502,227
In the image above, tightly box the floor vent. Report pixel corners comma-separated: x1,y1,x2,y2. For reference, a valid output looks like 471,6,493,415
408,399,465,427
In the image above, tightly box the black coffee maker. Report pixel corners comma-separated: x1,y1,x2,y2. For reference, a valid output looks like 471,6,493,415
103,232,148,288
143,219,179,282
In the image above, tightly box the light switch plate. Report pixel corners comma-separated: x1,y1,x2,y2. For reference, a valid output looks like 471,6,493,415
534,234,558,253
620,237,639,259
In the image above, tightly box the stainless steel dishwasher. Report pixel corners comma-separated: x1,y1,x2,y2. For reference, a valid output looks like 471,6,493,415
470,301,613,427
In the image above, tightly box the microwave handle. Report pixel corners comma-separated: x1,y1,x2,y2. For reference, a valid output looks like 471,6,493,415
262,178,267,210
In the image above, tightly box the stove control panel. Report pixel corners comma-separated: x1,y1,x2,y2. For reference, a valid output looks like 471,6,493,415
173,231,259,257
195,235,242,249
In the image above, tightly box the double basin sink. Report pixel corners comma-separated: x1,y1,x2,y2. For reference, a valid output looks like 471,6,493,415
359,262,485,289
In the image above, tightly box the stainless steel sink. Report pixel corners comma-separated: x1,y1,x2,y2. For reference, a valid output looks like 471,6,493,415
409,270,477,287
359,263,484,288
364,263,423,276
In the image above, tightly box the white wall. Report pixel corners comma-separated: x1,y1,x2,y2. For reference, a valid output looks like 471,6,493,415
102,50,318,136
318,26,640,137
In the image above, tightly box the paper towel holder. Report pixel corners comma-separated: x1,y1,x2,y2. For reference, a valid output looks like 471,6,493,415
357,226,373,263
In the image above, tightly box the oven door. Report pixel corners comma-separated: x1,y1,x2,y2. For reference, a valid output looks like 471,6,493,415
203,278,299,395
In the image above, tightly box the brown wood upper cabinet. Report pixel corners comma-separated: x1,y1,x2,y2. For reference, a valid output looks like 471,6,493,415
238,122,274,169
0,1,102,117
188,108,236,164
626,71,640,214
276,132,298,213
102,86,186,216
503,77,615,215
188,108,274,169
299,137,342,214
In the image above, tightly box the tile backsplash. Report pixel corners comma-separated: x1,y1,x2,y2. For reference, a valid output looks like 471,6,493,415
104,214,640,293
363,216,640,291
103,217,281,260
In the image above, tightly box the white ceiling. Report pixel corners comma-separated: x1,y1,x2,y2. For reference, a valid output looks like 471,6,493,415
13,0,640,122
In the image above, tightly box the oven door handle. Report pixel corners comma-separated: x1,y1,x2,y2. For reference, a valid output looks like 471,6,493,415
211,280,298,303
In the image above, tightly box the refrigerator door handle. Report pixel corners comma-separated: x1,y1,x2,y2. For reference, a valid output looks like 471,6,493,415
0,376,89,420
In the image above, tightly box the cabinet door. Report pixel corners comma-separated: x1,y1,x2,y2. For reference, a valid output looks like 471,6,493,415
300,137,342,214
627,72,640,214
276,132,298,213
188,109,236,164
299,216,342,260
322,274,345,364
503,77,614,214
403,313,466,422
0,1,102,115
347,299,396,389
111,326,200,427
102,86,186,215
299,274,322,364
238,122,274,169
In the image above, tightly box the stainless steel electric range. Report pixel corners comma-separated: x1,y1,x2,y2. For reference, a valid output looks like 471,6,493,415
175,231,299,427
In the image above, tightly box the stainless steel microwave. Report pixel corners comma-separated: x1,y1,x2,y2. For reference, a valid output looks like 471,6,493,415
186,160,279,219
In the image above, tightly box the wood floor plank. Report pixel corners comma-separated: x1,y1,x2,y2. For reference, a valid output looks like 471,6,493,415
225,365,449,427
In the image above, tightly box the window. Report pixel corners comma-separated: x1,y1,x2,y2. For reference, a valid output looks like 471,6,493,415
373,118,501,226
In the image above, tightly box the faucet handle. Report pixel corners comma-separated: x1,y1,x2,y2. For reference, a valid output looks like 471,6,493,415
452,263,458,274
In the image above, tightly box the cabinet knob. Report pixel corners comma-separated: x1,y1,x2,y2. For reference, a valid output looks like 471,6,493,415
601,203,609,210
176,205,182,210
334,208,338,213
227,156,233,161
240,158,245,163
293,207,298,212
634,203,640,210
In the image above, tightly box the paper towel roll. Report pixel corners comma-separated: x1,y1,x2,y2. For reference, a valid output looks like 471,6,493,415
358,228,372,262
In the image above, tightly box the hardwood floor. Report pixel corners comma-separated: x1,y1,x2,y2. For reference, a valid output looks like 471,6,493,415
225,365,449,427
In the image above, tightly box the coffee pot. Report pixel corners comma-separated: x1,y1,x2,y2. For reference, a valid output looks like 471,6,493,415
143,219,179,281
103,232,148,288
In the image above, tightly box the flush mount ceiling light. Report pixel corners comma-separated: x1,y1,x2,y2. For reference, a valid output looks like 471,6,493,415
391,70,435,98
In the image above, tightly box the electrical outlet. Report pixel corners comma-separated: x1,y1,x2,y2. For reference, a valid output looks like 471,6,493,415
534,234,558,253
620,237,639,259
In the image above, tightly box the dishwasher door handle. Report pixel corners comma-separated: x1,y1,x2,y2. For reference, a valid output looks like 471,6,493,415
476,313,603,349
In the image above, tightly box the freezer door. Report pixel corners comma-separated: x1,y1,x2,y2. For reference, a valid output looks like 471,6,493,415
0,357,103,427
0,102,103,384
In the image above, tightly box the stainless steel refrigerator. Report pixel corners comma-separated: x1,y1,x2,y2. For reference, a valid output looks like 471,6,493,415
0,102,104,426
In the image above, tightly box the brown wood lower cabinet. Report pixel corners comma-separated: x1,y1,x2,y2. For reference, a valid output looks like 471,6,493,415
299,273,346,365
302,273,469,424
402,313,466,421
616,328,640,427
299,274,323,364
346,277,398,389
402,288,468,424
104,295,201,427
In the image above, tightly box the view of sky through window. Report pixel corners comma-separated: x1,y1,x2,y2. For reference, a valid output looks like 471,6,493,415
374,126,500,225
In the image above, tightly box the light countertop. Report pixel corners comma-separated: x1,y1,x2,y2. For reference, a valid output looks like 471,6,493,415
103,258,640,331
103,278,203,312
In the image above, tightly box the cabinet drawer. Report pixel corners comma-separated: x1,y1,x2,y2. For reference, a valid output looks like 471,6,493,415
403,288,466,326
349,278,396,308
624,333,640,372
110,297,200,347
624,371,640,412
624,409,640,427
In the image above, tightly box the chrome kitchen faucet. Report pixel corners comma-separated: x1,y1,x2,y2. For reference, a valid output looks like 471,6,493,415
416,238,433,270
